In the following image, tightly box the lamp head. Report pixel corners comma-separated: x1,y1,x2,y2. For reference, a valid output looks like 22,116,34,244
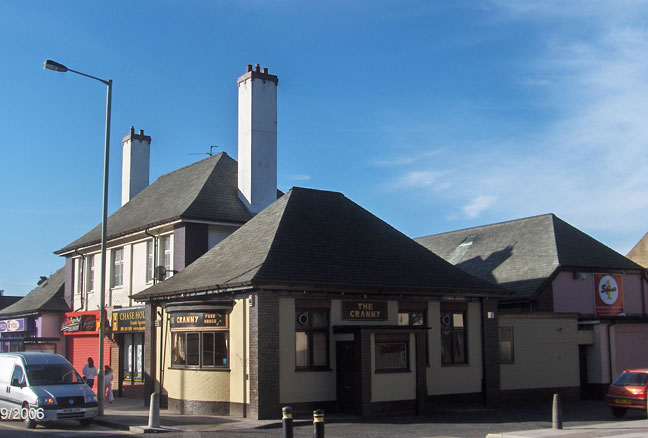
43,60,68,72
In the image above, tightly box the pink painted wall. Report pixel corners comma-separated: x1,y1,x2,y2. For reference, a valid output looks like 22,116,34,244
552,271,646,316
612,324,648,377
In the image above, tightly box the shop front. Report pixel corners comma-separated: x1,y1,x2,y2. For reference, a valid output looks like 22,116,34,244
0,316,61,353
112,307,146,398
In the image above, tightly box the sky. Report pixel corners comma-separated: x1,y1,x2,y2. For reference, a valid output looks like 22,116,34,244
1,0,647,296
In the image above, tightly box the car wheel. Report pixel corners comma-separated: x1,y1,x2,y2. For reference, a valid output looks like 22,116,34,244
611,406,627,417
22,403,37,429
80,418,93,426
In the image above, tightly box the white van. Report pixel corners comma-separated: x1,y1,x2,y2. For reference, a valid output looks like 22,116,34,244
0,352,97,428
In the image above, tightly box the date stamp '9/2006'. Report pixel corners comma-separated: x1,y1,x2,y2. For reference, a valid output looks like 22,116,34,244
0,407,45,421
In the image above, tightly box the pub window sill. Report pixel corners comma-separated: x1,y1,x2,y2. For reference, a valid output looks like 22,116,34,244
169,366,231,372
375,368,411,374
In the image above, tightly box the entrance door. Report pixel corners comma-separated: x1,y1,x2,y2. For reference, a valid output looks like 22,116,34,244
336,341,356,413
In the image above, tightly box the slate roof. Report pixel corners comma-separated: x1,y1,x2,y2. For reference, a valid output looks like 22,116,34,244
56,153,253,254
134,187,505,301
0,296,22,311
415,214,644,300
0,267,69,317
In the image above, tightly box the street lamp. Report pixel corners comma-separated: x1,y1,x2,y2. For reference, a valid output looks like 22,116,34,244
44,59,111,416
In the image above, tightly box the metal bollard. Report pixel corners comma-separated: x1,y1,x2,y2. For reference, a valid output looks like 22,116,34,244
552,393,562,430
282,406,293,438
313,409,324,438
148,392,160,428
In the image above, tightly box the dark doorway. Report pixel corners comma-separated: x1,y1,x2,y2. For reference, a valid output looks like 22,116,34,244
336,341,357,413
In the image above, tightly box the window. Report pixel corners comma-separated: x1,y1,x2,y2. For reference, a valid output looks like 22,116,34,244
295,309,329,369
171,331,228,368
398,309,428,365
86,255,95,292
499,327,514,364
459,234,477,247
441,310,467,365
375,334,409,372
160,235,172,277
146,240,154,283
11,365,25,386
112,248,124,287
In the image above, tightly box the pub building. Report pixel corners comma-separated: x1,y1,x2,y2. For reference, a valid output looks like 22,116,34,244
133,188,506,419
112,307,147,397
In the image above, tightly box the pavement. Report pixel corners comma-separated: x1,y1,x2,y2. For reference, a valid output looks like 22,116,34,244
94,396,648,437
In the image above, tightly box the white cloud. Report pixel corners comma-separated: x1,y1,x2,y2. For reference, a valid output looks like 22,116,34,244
369,149,444,168
288,174,312,181
463,195,498,218
394,170,448,189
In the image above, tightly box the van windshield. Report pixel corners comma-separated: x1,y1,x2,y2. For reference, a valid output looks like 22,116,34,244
26,364,85,386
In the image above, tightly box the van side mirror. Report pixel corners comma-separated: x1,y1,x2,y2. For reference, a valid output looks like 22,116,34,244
11,378,24,388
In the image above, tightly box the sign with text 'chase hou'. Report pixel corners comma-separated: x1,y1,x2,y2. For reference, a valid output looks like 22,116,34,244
341,301,388,321
112,307,146,333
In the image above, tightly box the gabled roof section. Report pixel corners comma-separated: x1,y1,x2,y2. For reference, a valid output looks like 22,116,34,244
0,267,68,317
134,187,504,301
56,153,253,254
416,214,643,299
628,232,648,268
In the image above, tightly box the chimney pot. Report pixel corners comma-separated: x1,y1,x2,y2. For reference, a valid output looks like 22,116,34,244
246,64,253,72
263,67,268,74
130,126,135,135
254,64,260,72
139,129,144,136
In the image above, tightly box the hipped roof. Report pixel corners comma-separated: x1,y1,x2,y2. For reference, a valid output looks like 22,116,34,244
0,267,68,317
134,187,505,301
415,214,643,300
56,153,252,254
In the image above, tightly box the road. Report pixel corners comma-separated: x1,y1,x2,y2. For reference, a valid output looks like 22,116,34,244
0,419,132,438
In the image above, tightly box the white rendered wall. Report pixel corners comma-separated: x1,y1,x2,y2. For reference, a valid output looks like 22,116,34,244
237,75,277,213
121,137,150,206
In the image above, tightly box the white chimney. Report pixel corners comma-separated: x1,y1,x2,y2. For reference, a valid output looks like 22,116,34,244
237,64,278,214
121,126,151,206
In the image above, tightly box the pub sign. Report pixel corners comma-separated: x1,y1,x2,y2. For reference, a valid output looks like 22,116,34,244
112,307,146,333
595,273,624,316
169,311,227,330
341,301,388,321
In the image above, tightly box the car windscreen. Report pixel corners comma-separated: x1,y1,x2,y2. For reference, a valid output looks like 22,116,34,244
613,372,648,386
26,364,85,386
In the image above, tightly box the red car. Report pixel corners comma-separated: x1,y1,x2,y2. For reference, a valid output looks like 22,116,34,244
606,369,648,417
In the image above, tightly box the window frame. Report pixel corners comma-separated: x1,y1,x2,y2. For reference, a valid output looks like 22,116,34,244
170,330,229,370
499,326,515,364
398,309,429,366
111,248,124,288
160,235,172,278
295,308,330,371
440,308,468,366
374,335,410,373
146,240,154,283
86,255,95,292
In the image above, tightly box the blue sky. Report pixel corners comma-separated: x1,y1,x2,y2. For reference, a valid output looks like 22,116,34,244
1,1,647,295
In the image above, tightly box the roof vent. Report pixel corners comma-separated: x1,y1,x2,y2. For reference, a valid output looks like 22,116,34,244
459,234,477,247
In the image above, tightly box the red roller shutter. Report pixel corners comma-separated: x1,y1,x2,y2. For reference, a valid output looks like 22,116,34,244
67,335,111,377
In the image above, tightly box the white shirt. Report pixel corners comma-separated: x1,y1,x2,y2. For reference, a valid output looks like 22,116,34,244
82,364,98,379
105,371,113,384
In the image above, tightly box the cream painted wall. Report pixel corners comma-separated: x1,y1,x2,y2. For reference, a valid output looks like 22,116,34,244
371,333,416,402
588,323,611,384
499,316,580,390
279,297,336,403
427,301,483,395
228,297,249,405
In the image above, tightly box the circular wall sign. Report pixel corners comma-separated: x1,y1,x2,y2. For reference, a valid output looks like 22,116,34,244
598,275,619,305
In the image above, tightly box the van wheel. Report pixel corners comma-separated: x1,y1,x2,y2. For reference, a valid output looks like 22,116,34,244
80,418,93,426
611,406,627,417
22,403,37,429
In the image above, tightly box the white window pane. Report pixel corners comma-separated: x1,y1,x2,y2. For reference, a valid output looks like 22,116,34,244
296,331,308,367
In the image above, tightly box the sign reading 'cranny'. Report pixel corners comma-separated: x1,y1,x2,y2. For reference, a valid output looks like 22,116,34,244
341,301,388,321
169,312,227,330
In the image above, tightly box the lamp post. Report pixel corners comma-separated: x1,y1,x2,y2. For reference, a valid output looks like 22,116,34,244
44,59,111,416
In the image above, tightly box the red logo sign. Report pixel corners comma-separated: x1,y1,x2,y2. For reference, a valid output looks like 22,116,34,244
594,273,623,316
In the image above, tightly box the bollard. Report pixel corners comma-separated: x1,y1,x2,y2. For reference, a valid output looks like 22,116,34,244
148,392,160,428
552,393,562,430
282,406,293,438
313,409,324,438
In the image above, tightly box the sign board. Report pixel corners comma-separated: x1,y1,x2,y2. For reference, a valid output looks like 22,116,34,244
341,301,388,321
0,319,25,333
112,307,146,333
61,314,97,333
595,273,624,316
169,311,227,330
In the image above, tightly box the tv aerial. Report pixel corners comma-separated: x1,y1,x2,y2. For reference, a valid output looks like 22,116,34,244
189,145,219,156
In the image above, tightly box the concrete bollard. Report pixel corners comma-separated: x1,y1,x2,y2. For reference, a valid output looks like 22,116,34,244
148,392,160,428
282,406,293,438
313,409,324,438
552,393,562,430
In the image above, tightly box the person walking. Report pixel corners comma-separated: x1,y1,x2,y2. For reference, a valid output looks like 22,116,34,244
82,357,98,391
104,365,114,403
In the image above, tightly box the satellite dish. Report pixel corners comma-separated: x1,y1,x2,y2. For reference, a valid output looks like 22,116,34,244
155,266,167,282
